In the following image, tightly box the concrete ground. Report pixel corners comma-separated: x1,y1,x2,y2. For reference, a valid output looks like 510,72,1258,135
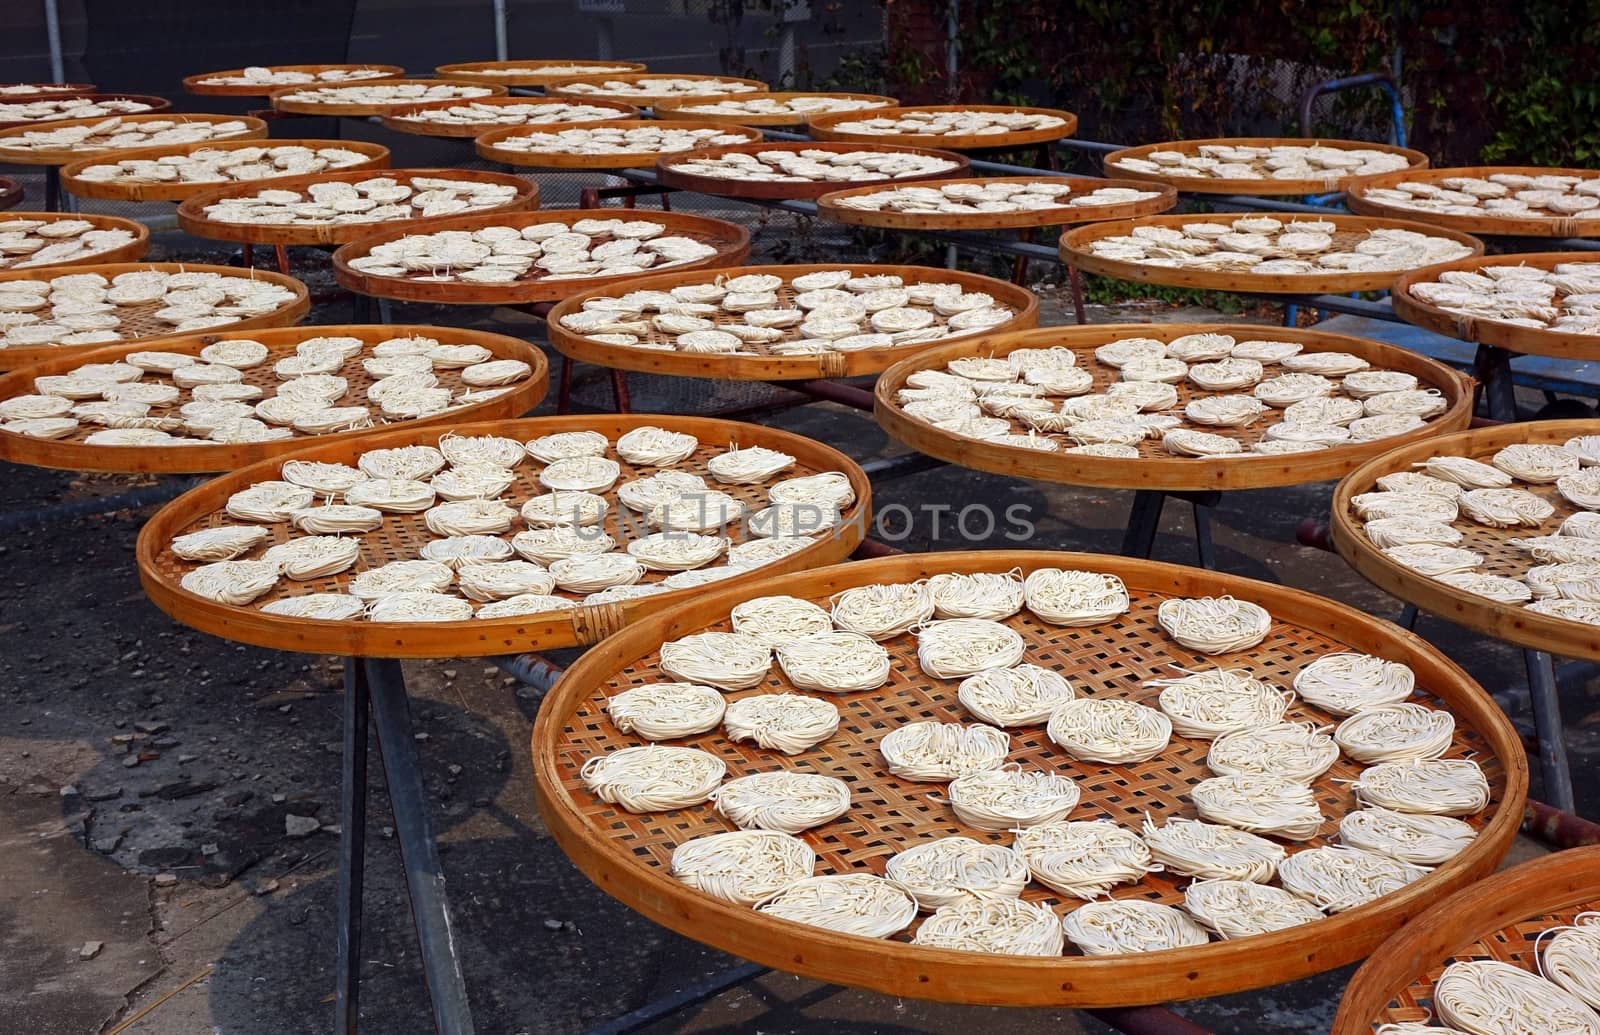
2,220,1597,1035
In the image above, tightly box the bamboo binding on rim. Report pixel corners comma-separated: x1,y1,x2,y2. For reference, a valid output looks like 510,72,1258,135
874,322,1474,492
176,167,539,247
1061,213,1485,295
531,549,1524,1007
330,207,750,306
545,261,1040,381
1331,418,1600,661
59,138,392,204
134,414,870,657
0,323,548,473
1332,845,1600,1033
0,261,308,371
806,104,1079,151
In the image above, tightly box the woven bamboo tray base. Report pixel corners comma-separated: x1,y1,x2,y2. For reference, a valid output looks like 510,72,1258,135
0,114,269,167
1332,419,1600,660
0,261,308,371
176,167,539,247
1347,165,1600,238
817,176,1176,232
651,91,900,128
0,324,547,473
533,550,1525,1008
475,120,763,172
1102,137,1429,197
183,65,407,98
0,211,149,271
331,208,750,306
655,141,971,202
382,96,640,139
1333,845,1600,1033
874,323,1474,492
1391,251,1600,362
1062,214,1485,296
60,139,392,204
0,94,173,132
135,415,869,657
805,104,1079,152
546,261,1039,381
433,60,648,87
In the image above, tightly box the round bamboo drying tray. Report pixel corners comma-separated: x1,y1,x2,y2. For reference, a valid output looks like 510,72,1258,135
0,211,149,270
1061,214,1485,295
0,113,269,167
1333,419,1600,660
475,119,763,171
60,138,392,204
433,59,648,87
543,72,769,107
816,176,1177,232
0,178,21,211
183,64,407,97
875,322,1473,492
651,91,900,127
0,323,546,472
331,207,749,306
176,167,539,248
0,82,96,95
1102,137,1428,197
547,261,1039,381
1348,165,1600,238
0,261,308,371
268,79,507,117
1332,845,1600,1034
1391,251,1600,361
382,95,639,138
655,141,971,201
806,104,1079,151
532,548,1525,1008
135,414,870,656
0,93,172,131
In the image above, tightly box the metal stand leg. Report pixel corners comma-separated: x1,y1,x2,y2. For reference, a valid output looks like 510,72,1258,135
1192,500,1216,570
1010,227,1034,286
1121,490,1165,558
45,166,61,211
1523,649,1576,814
353,292,373,322
336,659,370,1035
274,244,291,275
365,658,476,1035
1474,344,1519,422
1398,603,1418,630
609,368,631,413
377,298,394,325
241,243,254,269
556,355,573,414
1068,265,1088,324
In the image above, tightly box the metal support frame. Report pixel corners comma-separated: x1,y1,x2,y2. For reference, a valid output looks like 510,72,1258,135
1121,489,1221,568
1473,343,1521,422
1299,71,1407,147
1524,649,1577,814
337,658,475,1035
44,0,66,83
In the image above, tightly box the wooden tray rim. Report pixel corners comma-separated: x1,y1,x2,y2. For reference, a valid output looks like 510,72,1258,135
59,138,392,203
531,548,1527,1008
815,175,1178,231
654,139,972,201
432,59,648,86
475,119,764,171
543,72,770,105
874,322,1475,491
1347,164,1600,239
0,210,150,270
806,103,1080,151
134,414,870,656
546,260,1040,380
1101,136,1430,197
0,113,270,166
268,79,508,116
1390,250,1600,360
1331,418,1600,660
0,93,173,131
381,95,640,138
651,90,901,127
184,64,407,97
